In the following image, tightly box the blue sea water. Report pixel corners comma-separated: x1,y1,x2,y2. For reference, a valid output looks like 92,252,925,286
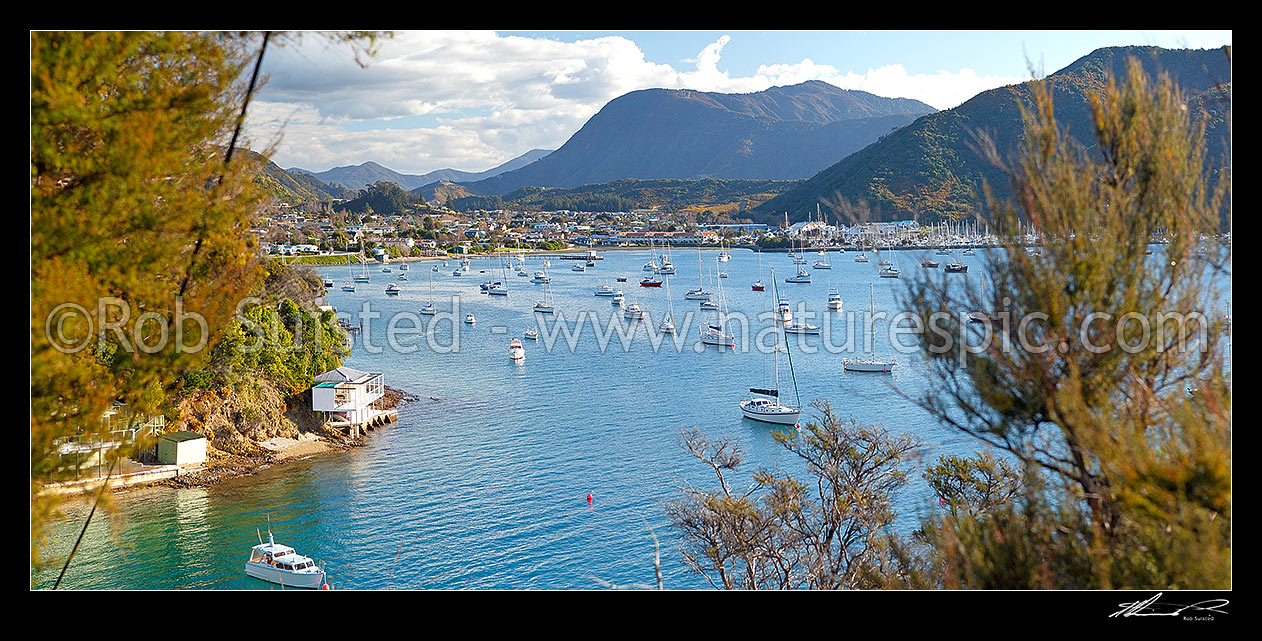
34,247,1228,590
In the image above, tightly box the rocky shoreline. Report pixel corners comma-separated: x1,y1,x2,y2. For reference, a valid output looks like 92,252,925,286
157,385,418,490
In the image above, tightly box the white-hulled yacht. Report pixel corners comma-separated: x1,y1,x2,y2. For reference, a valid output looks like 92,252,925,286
509,338,525,362
842,284,897,373
740,269,801,425
244,530,326,589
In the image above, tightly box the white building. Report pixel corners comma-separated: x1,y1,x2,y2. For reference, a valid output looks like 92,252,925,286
311,366,386,427
157,431,207,465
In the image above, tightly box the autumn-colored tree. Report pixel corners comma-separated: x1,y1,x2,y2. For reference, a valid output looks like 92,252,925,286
30,30,383,579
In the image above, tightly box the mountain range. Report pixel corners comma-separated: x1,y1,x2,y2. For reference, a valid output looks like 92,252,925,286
250,46,1230,223
754,46,1232,222
456,81,934,195
287,148,553,192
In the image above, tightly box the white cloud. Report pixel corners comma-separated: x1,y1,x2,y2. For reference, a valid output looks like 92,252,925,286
247,32,1023,175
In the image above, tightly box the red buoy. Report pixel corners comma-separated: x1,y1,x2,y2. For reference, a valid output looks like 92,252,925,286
321,583,330,590
586,493,592,504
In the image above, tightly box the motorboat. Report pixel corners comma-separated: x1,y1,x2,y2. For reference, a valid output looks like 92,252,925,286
509,338,525,362
341,284,356,292
640,275,663,287
572,264,586,272
623,303,645,320
776,298,792,323
784,320,820,335
244,530,326,589
524,329,539,340
827,290,843,311
385,283,400,296
531,271,551,283
465,313,476,324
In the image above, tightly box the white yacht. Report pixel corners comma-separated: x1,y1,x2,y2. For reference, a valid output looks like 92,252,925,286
465,313,476,324
623,303,645,320
595,283,616,296
385,283,400,296
685,248,711,300
827,289,843,311
509,338,525,362
776,298,792,323
572,263,586,272
244,530,326,589
740,269,801,425
784,320,821,335
531,271,551,283
842,284,897,373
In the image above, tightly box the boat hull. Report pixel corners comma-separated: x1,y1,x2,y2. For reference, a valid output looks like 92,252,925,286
244,562,325,589
843,360,895,373
740,401,801,425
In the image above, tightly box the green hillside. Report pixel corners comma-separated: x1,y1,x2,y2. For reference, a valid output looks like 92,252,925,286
755,46,1232,223
452,177,797,215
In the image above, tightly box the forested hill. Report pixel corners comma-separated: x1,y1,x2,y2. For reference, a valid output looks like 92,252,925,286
458,81,935,195
754,46,1232,223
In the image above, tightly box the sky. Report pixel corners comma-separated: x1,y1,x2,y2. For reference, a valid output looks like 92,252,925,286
244,30,1231,176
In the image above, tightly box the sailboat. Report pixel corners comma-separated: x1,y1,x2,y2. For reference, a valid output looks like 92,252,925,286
785,260,811,284
685,247,711,300
751,248,765,291
533,264,556,314
658,241,676,274
944,249,968,273
488,246,509,296
341,265,356,292
740,270,802,425
353,260,371,282
879,247,901,278
842,283,897,373
699,262,735,348
658,270,677,334
420,267,437,315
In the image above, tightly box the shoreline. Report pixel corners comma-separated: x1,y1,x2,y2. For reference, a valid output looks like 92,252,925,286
63,386,421,494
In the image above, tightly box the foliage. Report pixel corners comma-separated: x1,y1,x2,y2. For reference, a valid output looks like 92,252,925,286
30,29,381,579
665,401,921,589
180,298,349,396
453,178,796,214
31,31,271,571
338,180,427,215
899,57,1230,588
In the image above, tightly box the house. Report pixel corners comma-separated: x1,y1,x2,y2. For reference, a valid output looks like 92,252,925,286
311,366,386,427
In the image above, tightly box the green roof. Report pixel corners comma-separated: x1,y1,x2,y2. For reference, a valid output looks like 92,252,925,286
161,430,206,443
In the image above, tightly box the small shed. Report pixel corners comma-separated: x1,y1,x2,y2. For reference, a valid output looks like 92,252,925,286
157,431,207,465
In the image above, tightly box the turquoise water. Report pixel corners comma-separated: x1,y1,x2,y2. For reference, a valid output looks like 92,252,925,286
35,247,1228,589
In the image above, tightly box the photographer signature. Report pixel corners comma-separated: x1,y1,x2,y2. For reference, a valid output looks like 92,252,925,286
1110,593,1229,618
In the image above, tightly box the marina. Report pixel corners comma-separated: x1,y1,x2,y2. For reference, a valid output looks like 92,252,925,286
35,245,1229,590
